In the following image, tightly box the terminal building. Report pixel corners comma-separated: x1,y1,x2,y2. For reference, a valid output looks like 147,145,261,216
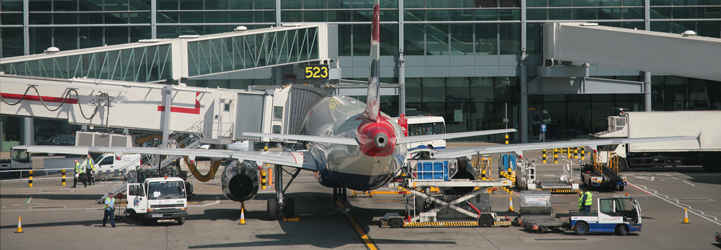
1,0,721,147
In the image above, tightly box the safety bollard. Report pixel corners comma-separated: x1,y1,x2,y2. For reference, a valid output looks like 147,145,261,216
581,148,585,160
542,149,547,164
504,134,508,145
574,147,578,159
553,149,558,164
62,169,66,186
28,170,33,187
268,168,273,187
261,169,267,190
567,148,572,158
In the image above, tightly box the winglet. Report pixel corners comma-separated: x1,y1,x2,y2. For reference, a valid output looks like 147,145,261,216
363,0,381,121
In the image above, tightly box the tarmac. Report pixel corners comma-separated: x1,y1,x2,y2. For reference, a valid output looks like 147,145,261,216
2,151,721,250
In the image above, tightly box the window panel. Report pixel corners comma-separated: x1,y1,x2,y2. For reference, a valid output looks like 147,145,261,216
2,13,23,25
526,23,543,54
404,24,425,55
549,0,573,6
79,27,104,49
353,25,370,56
405,10,424,21
475,23,497,55
425,24,449,55
423,78,446,102
205,12,229,23
599,0,622,6
106,13,129,24
105,0,128,11
446,103,470,134
206,0,228,9
499,24,520,54
380,24,399,55
528,0,548,7
282,10,302,21
254,11,275,22
304,0,326,9
625,0,643,6
499,9,520,20
328,0,353,8
158,12,179,23
576,8,598,19
54,0,78,11
29,0,52,11
549,9,572,19
305,11,326,21
130,26,151,42
130,0,151,10
230,0,254,9
450,24,474,55
698,21,721,38
528,9,548,20
338,25,352,56
406,78,423,102
157,0,178,10
651,0,671,5
180,12,203,23
622,8,645,19
447,78,470,102
282,0,302,9
30,28,53,54
106,27,129,45
426,10,450,21
475,9,498,20
30,13,52,24
180,0,203,10
673,7,697,19
1,28,24,58
471,77,494,102
1,0,23,11
229,11,254,22
328,10,352,21
500,0,521,7
575,0,596,6
450,9,475,21
425,0,448,8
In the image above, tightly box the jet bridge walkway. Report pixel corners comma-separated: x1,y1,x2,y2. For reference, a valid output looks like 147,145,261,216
0,24,328,82
543,22,721,82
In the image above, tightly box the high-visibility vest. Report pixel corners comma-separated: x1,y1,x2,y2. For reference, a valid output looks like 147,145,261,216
84,159,95,172
578,191,593,208
104,197,115,210
75,162,84,173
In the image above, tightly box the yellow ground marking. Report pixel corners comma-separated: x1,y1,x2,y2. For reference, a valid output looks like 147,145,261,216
336,201,378,250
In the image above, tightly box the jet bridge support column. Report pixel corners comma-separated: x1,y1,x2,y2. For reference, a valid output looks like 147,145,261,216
162,83,172,148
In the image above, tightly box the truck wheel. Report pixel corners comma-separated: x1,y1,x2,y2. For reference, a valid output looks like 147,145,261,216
415,196,425,212
615,225,628,236
389,218,403,228
574,222,589,235
266,199,277,220
479,214,494,227
177,217,185,225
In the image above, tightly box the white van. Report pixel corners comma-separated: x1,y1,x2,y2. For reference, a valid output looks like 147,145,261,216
93,153,142,177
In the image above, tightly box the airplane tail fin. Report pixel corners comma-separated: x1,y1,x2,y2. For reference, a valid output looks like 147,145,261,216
363,0,381,121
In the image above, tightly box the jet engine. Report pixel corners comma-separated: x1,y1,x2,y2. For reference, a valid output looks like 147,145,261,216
450,158,477,195
221,160,260,201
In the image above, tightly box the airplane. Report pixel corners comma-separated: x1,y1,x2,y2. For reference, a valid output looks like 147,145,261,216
14,0,697,220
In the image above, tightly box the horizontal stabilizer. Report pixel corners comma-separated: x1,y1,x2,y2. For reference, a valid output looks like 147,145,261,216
397,129,517,144
242,132,358,146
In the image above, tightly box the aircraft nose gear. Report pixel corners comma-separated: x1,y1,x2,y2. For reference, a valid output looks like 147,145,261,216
267,166,301,220
333,188,347,202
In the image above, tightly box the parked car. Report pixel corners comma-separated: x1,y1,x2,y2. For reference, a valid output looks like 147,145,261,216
35,134,75,156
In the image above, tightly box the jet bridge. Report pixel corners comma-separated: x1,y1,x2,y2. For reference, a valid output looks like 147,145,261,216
0,24,328,82
542,22,721,82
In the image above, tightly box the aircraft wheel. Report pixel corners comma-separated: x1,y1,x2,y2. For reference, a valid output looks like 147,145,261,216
267,198,277,220
284,198,295,218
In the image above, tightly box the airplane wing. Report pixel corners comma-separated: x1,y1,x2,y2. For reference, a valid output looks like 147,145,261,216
397,129,516,144
242,132,357,145
14,145,321,171
435,136,697,159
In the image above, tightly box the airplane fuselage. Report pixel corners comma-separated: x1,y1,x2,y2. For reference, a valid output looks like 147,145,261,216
302,96,407,190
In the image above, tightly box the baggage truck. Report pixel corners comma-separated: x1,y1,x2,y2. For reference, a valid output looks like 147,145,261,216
594,111,721,172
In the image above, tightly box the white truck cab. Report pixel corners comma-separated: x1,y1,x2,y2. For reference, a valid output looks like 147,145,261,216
126,176,188,225
94,153,141,176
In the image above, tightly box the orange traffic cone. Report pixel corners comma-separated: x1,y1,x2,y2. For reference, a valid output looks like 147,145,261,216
682,207,690,224
508,197,515,212
239,202,246,225
15,216,23,233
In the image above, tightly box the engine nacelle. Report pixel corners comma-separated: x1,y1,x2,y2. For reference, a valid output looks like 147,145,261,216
221,160,260,201
450,158,476,195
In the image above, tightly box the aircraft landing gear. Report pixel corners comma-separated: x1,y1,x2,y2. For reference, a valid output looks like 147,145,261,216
332,188,347,202
267,166,301,219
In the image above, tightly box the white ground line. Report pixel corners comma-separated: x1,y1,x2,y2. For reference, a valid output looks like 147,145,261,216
682,180,696,186
628,182,720,226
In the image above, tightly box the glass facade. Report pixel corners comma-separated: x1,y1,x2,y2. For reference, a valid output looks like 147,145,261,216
2,0,721,143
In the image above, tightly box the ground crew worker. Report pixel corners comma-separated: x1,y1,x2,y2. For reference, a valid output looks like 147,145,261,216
83,154,96,185
578,187,593,212
72,159,86,188
102,193,116,227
